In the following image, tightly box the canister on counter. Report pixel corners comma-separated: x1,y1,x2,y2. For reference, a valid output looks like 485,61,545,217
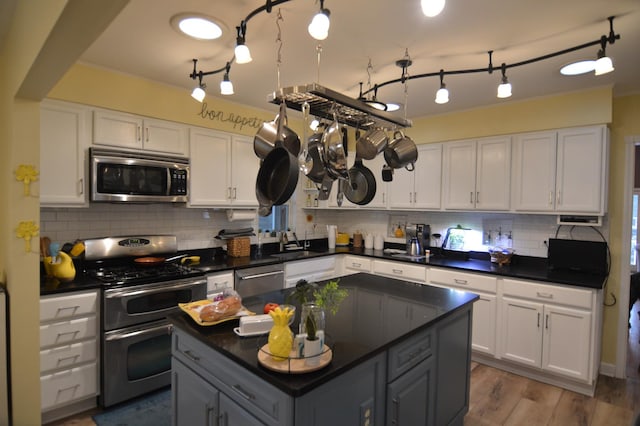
353,232,363,248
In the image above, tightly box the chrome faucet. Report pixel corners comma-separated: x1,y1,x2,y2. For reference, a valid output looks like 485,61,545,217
279,231,288,251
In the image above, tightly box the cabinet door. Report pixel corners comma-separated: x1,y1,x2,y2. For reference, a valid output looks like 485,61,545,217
443,139,476,209
354,289,385,346
512,131,557,211
555,126,606,213
364,154,388,208
230,135,260,206
93,110,143,149
40,101,89,207
142,118,187,155
500,297,542,368
387,161,415,209
172,359,218,426
386,357,434,426
471,293,496,356
386,296,414,337
220,393,266,426
542,305,592,381
475,136,511,210
414,143,442,209
188,128,231,206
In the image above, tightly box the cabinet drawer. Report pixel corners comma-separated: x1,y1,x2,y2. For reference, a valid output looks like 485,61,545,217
173,330,291,426
373,260,426,283
388,327,432,382
502,278,592,309
40,340,97,373
40,316,97,348
429,268,497,293
344,255,371,272
41,362,97,411
41,291,98,322
285,256,337,278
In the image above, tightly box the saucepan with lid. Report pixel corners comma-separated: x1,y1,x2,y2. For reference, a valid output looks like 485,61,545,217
384,130,418,171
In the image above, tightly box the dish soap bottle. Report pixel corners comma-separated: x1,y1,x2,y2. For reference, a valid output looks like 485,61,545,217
394,225,404,238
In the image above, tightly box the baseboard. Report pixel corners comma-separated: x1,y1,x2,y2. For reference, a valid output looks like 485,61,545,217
599,362,617,377
42,397,98,425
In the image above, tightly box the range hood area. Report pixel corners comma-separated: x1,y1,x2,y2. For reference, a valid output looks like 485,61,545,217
268,83,412,130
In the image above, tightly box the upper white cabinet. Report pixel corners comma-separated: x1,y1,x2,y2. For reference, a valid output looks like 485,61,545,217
40,100,91,207
443,136,511,210
188,128,259,207
93,109,188,156
512,125,608,214
388,143,442,210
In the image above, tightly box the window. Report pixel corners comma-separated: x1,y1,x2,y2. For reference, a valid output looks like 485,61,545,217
258,205,289,235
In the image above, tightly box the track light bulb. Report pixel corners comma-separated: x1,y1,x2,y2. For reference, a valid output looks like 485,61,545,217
235,43,252,64
421,0,446,17
191,86,205,102
594,55,614,75
220,74,234,95
435,86,449,104
497,81,512,98
308,10,330,40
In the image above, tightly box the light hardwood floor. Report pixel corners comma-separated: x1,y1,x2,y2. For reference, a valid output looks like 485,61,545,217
48,302,640,426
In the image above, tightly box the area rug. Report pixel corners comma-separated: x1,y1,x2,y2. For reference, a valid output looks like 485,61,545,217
93,388,171,426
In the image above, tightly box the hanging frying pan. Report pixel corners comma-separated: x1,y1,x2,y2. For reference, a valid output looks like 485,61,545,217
344,158,377,205
305,131,327,184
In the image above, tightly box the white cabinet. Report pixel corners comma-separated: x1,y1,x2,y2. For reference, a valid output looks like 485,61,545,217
443,136,511,210
512,125,608,214
285,256,338,287
342,255,372,275
93,109,188,155
372,259,426,283
388,143,442,210
428,268,497,356
40,290,100,420
499,278,595,383
40,100,91,207
188,128,259,207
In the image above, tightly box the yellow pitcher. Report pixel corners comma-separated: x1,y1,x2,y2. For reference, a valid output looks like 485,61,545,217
45,251,76,282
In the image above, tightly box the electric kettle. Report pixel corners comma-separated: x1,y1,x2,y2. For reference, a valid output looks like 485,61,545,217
408,237,423,256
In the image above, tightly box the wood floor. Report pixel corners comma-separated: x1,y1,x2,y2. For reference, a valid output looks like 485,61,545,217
47,302,640,426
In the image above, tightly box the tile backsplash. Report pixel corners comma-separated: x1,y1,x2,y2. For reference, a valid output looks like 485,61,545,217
42,204,609,258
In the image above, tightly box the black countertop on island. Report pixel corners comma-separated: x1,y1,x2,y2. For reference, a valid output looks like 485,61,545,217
168,272,478,397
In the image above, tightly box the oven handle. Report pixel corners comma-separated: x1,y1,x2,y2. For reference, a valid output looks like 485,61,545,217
104,279,206,299
105,322,173,342
237,270,284,281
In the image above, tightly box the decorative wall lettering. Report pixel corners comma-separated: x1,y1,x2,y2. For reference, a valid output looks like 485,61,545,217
198,102,266,131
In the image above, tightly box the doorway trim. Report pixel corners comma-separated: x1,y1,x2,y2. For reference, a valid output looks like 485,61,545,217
616,135,640,377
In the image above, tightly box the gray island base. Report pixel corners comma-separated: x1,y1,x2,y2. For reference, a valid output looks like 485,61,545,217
169,272,478,426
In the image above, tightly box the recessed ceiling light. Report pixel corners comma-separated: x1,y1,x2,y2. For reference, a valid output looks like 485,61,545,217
560,60,596,76
171,13,223,40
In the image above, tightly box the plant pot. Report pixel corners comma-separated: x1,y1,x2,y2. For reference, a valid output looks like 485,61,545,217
303,337,323,366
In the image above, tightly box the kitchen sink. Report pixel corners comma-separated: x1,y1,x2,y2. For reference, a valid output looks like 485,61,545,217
269,251,315,260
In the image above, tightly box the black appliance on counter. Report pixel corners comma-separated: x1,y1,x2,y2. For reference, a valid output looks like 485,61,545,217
83,235,206,407
547,238,608,275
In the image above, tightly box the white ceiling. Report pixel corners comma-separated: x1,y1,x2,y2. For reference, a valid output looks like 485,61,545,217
31,1,640,119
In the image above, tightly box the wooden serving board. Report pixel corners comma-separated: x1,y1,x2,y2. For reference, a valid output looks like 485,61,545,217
257,344,332,374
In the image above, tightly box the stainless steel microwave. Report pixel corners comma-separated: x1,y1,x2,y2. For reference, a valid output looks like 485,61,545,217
90,148,189,203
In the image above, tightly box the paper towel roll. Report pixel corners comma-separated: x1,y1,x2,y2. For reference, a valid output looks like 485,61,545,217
227,210,257,222
327,225,337,249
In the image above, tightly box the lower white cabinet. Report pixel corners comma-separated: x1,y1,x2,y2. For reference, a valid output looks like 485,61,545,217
499,278,594,383
40,289,100,421
372,259,426,283
342,255,372,275
284,256,338,287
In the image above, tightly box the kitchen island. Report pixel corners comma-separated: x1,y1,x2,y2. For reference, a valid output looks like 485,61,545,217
169,272,478,426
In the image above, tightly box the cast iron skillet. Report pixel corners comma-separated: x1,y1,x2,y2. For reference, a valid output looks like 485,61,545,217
344,158,377,205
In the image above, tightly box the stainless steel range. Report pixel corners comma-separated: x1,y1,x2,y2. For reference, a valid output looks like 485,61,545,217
84,235,206,407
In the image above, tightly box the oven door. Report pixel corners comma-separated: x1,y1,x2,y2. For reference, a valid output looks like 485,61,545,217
101,319,173,407
103,277,206,331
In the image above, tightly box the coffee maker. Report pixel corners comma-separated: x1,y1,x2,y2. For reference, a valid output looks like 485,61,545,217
405,224,430,253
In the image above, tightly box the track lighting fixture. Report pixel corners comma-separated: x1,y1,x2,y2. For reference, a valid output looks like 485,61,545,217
220,62,234,95
234,22,253,64
594,36,614,75
434,69,449,104
421,0,445,17
191,74,206,102
308,0,330,40
497,63,512,98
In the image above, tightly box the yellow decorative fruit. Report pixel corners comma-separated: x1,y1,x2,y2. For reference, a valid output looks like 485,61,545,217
267,306,294,361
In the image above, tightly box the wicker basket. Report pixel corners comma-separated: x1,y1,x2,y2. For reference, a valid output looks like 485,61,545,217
227,237,251,257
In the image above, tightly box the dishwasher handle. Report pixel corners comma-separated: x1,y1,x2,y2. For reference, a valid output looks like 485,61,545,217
237,270,284,281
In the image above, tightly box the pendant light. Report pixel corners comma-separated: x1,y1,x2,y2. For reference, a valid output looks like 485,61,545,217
220,62,234,95
594,36,614,75
308,0,330,40
434,69,449,104
497,63,512,98
234,22,253,64
421,0,445,17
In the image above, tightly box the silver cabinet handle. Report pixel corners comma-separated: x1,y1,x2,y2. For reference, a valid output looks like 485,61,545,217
476,191,480,204
352,262,361,268
453,279,468,285
549,190,554,205
232,384,255,401
392,269,403,274
238,270,284,280
545,314,549,329
536,292,554,299
137,125,141,141
145,127,149,142
537,312,541,328
56,305,80,315
78,178,84,195
56,354,80,366
556,190,561,205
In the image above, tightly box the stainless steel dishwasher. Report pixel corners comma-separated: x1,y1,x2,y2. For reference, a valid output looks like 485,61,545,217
234,263,285,298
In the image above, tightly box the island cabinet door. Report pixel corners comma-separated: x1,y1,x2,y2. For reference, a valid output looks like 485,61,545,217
220,393,267,426
172,358,219,426
386,356,434,426
295,352,386,426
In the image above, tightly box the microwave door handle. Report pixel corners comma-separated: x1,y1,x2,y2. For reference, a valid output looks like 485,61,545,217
166,168,172,196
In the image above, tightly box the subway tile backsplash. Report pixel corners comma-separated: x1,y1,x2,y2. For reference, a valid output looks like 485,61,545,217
42,204,609,258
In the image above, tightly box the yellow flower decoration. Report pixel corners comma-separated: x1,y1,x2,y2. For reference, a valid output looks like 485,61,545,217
15,164,39,196
16,220,39,253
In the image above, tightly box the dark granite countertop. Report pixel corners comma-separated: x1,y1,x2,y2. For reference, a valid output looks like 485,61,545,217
40,240,607,295
168,272,478,396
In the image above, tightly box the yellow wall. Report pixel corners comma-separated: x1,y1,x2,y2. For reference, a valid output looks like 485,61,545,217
1,1,70,425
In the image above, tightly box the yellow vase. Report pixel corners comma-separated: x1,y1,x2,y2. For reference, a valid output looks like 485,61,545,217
268,307,294,361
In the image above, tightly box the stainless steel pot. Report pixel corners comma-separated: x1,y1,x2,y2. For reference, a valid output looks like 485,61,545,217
356,128,388,160
384,130,418,171
254,102,300,159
